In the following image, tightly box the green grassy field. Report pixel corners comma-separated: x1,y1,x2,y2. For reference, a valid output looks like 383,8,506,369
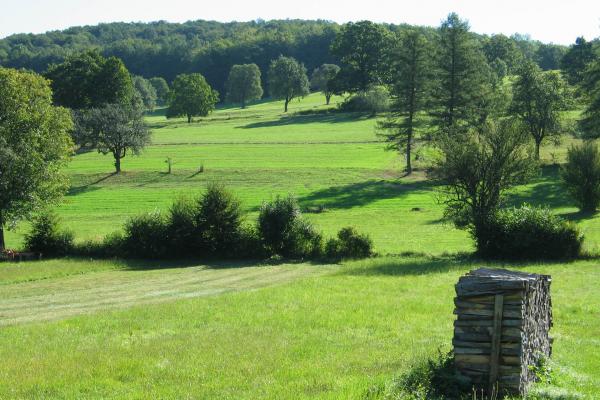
1,93,600,398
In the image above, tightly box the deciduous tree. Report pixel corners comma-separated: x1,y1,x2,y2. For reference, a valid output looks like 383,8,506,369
74,101,150,173
133,75,158,110
0,68,73,251
267,56,310,112
330,21,393,93
167,73,219,123
310,64,340,104
511,61,570,159
149,77,170,106
560,37,596,86
225,64,263,108
45,50,134,109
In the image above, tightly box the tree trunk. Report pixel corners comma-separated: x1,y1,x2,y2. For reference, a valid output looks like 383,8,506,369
284,97,290,113
0,222,5,252
326,93,331,105
406,131,413,175
535,140,541,160
241,99,246,109
115,156,122,173
187,114,192,123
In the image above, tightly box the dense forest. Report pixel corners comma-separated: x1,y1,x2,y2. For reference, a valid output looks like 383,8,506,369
0,19,582,96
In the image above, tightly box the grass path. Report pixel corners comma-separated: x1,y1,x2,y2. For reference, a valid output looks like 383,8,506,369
0,260,329,326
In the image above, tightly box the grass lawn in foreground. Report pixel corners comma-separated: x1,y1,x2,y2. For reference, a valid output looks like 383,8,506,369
0,256,598,399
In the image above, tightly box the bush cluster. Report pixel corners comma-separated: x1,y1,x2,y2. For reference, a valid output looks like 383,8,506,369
476,205,583,260
339,86,390,115
325,227,373,259
24,210,74,257
53,185,372,261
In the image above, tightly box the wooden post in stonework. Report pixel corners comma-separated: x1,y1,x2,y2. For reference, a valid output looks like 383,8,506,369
453,268,552,397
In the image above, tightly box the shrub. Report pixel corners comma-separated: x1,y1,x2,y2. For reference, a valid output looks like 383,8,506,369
74,232,125,258
477,205,583,259
561,141,600,212
235,225,267,259
258,195,322,258
24,210,74,257
167,195,198,256
325,227,373,259
339,86,390,115
123,210,169,258
196,183,244,257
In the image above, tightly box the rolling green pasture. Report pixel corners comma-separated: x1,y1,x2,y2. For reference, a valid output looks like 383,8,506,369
1,93,600,398
5,93,596,254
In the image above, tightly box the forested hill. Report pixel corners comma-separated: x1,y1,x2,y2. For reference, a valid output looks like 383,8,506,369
0,19,569,94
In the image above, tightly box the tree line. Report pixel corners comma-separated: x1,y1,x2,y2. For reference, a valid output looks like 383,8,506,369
0,18,580,97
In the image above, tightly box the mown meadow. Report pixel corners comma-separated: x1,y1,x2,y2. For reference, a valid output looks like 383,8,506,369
1,94,600,398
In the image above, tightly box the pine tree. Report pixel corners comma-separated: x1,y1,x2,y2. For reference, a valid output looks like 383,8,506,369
377,29,433,175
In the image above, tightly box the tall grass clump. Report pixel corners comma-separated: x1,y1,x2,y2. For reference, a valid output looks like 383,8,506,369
561,141,600,213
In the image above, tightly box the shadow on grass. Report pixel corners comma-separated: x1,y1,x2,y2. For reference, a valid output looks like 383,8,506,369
506,165,571,209
297,179,434,211
68,173,117,195
339,253,589,278
238,111,371,129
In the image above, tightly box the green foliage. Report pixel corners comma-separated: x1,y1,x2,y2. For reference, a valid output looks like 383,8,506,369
432,13,493,132
225,64,263,108
340,86,390,115
0,67,73,251
45,50,134,109
378,28,433,174
196,183,244,257
73,232,125,258
579,57,600,138
167,195,198,256
490,57,508,81
24,210,74,257
133,75,157,110
560,37,596,86
123,210,169,259
267,56,310,112
73,101,150,172
511,61,571,159
483,34,522,73
477,205,583,259
258,195,322,258
433,119,537,244
310,63,340,104
325,227,372,259
561,141,600,212
149,77,170,105
167,73,219,123
536,43,568,71
330,21,393,93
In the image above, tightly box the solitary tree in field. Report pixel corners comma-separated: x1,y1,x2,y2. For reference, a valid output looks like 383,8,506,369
432,119,537,249
74,101,150,173
268,56,310,112
432,13,492,133
167,73,219,123
0,68,73,251
133,76,158,110
511,61,570,159
330,21,393,93
225,64,263,109
377,29,433,174
149,77,170,106
310,64,340,105
45,50,134,109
